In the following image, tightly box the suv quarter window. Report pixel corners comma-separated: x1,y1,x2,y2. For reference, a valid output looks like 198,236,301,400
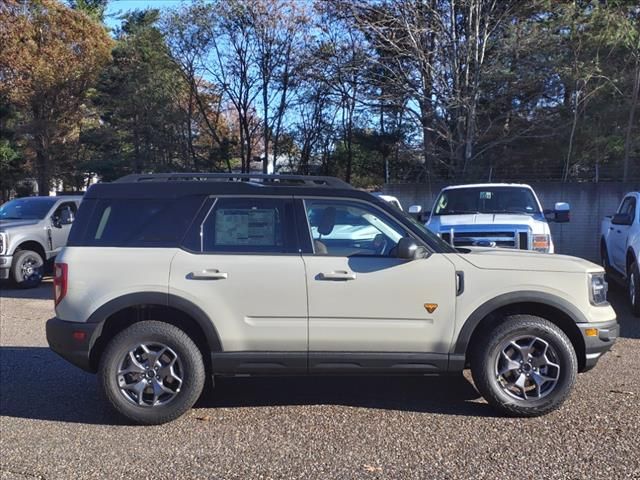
200,197,296,254
302,198,410,257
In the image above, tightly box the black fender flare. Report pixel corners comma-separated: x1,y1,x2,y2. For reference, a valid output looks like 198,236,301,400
87,291,222,352
453,291,588,355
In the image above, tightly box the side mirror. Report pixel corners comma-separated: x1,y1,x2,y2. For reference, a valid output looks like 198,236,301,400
544,202,570,223
408,205,430,223
51,216,62,229
396,237,427,260
612,212,633,226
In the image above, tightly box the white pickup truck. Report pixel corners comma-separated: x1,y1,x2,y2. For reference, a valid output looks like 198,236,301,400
413,184,570,253
601,191,640,316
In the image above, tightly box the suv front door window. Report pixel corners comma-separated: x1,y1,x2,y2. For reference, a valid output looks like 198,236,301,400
305,199,408,257
300,197,457,359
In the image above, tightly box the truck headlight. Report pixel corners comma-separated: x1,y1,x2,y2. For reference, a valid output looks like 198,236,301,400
589,273,608,305
532,234,550,253
0,232,6,255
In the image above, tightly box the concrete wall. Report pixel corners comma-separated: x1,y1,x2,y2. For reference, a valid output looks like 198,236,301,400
383,182,640,262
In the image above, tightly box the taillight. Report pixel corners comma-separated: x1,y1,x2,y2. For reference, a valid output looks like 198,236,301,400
53,263,68,306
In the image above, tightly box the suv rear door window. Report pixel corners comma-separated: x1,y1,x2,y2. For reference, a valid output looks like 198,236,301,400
200,197,295,254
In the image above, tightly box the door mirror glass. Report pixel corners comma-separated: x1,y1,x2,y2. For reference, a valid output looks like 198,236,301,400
612,212,633,225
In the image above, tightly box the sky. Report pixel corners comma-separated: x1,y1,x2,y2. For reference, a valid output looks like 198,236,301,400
105,0,184,30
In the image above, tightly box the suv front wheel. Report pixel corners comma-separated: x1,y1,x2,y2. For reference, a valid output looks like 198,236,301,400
98,321,205,425
471,315,577,417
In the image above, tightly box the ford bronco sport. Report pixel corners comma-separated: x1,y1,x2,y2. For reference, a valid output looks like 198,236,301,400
46,174,618,425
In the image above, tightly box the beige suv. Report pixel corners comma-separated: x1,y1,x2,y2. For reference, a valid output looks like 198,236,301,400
46,174,618,425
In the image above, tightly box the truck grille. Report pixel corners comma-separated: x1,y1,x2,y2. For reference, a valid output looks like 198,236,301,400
441,230,529,250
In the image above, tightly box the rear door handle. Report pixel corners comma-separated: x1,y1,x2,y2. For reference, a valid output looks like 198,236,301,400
187,269,228,280
319,271,356,281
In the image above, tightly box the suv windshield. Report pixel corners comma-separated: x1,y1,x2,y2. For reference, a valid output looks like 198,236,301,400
433,187,540,215
0,197,57,220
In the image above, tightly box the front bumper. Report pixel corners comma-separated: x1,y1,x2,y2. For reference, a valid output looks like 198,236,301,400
0,255,12,279
46,317,102,372
577,319,619,371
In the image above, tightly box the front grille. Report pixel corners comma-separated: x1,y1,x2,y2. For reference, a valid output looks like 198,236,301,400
441,230,529,249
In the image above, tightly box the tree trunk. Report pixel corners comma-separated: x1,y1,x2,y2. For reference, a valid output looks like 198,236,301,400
623,60,640,182
36,149,50,196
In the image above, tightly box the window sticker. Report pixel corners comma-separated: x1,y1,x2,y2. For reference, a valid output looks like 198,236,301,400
214,208,276,246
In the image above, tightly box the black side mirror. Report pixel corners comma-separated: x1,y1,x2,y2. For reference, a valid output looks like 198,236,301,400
396,237,427,260
612,213,633,226
51,216,62,229
544,202,570,223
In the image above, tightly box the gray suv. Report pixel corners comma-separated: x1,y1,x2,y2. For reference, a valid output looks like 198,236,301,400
0,196,82,287
46,174,618,425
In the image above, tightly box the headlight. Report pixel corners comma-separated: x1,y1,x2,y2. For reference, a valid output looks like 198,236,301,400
0,232,6,255
532,234,550,253
589,273,608,305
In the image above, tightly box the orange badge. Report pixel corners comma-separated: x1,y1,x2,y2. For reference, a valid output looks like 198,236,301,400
424,303,438,313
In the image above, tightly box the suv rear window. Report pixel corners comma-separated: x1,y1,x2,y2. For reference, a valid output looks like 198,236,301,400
68,196,205,247
200,197,295,254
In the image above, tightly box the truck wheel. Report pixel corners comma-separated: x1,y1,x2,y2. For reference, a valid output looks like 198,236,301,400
600,242,612,275
98,321,205,425
10,250,44,289
629,261,640,317
470,315,577,417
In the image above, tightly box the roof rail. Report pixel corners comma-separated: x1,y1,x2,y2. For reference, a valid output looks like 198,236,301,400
114,173,353,189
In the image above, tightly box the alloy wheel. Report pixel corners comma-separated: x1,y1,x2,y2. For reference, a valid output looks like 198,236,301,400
494,335,561,401
117,342,183,407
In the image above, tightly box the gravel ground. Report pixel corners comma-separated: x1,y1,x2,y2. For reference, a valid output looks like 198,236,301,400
1,279,639,480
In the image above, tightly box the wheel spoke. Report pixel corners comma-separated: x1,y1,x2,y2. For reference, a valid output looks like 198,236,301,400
118,351,146,375
123,379,147,405
497,350,521,377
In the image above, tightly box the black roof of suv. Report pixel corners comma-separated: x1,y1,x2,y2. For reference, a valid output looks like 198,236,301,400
84,173,359,200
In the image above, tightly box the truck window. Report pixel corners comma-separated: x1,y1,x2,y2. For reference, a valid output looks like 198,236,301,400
618,197,636,219
433,187,540,215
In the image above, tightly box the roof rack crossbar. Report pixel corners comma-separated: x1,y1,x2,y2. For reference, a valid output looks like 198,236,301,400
114,173,352,189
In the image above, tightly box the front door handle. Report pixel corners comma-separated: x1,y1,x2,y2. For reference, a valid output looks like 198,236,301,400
187,269,228,280
319,271,356,281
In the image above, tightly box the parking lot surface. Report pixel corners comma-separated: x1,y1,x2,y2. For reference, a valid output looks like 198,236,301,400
1,279,639,480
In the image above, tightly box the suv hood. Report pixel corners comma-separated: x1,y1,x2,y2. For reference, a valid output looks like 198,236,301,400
457,247,602,274
0,219,40,230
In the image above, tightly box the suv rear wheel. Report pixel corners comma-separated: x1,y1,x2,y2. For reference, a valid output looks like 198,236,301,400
10,249,44,288
470,315,577,417
98,321,205,425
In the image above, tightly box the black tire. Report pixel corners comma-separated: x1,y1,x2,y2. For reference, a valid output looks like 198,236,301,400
601,241,612,276
628,261,640,317
10,250,44,288
98,321,205,425
470,315,577,417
